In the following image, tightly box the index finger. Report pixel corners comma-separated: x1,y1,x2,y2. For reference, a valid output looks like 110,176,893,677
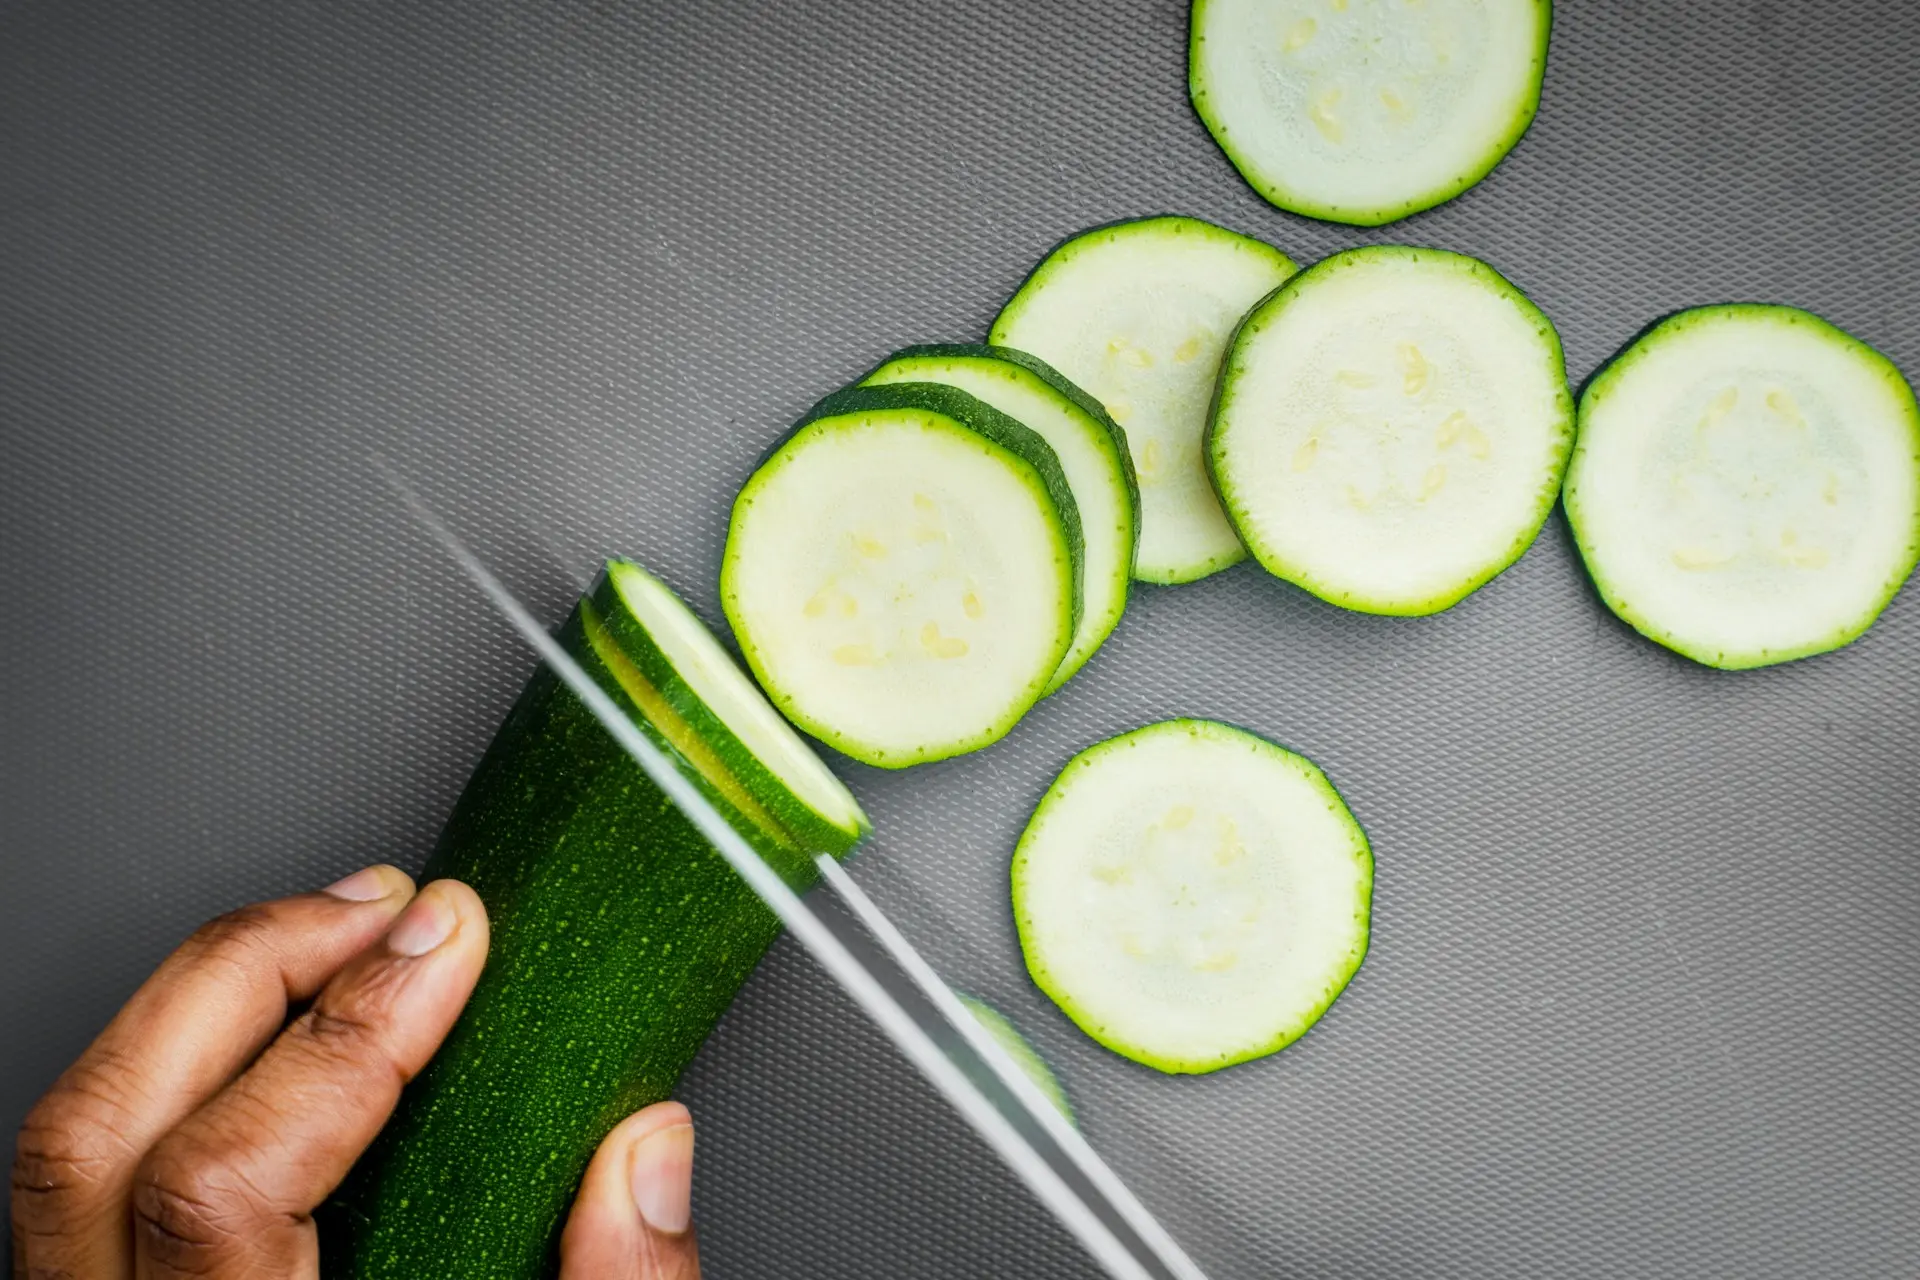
11,866,414,1280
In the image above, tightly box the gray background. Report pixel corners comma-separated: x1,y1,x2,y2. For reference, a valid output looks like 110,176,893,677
4,0,1917,1276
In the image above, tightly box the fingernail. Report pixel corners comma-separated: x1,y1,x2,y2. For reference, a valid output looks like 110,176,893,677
324,865,394,902
630,1123,694,1235
386,884,459,957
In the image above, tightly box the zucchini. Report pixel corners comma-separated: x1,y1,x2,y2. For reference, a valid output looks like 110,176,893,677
1208,245,1573,615
324,564,867,1277
721,383,1083,768
991,216,1296,585
861,344,1139,692
1012,720,1371,1075
1565,304,1920,669
959,995,1075,1125
1189,0,1551,226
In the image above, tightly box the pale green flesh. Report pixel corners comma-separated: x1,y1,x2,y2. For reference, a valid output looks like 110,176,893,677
863,354,1134,691
723,410,1073,768
993,217,1295,584
604,560,867,842
1189,0,1550,225
1210,245,1573,615
1012,719,1372,1075
1565,304,1920,669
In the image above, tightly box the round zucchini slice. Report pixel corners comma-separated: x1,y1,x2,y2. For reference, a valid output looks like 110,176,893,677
959,995,1075,1125
1565,304,1920,669
992,216,1296,585
1209,245,1573,615
1012,719,1372,1075
862,344,1138,693
722,384,1081,769
1189,0,1550,225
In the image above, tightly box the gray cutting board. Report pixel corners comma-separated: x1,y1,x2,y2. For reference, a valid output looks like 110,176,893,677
3,1,1917,1276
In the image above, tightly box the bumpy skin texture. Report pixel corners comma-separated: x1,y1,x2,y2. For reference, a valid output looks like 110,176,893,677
322,607,801,1278
1188,0,1553,226
1564,303,1920,669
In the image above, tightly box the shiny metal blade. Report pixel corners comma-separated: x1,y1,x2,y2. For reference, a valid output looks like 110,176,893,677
388,469,1202,1280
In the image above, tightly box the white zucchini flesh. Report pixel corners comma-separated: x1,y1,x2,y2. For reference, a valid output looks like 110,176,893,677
1012,719,1372,1075
1209,246,1572,615
863,348,1136,693
992,217,1296,584
723,406,1074,768
1565,305,1920,670
1189,0,1550,226
603,560,867,844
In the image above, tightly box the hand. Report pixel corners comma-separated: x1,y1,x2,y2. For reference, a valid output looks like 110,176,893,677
11,867,701,1279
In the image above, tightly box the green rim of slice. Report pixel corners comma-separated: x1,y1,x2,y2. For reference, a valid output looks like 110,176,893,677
1012,718,1373,1075
1564,303,1920,669
862,343,1138,692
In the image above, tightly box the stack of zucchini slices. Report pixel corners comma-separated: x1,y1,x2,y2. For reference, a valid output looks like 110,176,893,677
722,348,1140,768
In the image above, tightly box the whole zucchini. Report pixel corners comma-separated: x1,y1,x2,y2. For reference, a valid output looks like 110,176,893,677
323,561,867,1277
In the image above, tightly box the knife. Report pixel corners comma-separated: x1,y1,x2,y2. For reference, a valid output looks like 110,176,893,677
387,470,1210,1280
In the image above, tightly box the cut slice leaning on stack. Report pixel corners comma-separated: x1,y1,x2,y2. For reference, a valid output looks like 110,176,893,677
723,383,1084,768
1189,0,1551,225
993,216,1296,585
1564,304,1920,669
1209,245,1573,615
862,344,1138,692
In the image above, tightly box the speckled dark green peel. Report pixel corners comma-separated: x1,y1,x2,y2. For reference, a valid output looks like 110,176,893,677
322,601,844,1277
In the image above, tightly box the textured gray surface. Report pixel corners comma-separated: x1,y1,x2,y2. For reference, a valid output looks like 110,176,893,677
3,0,1918,1276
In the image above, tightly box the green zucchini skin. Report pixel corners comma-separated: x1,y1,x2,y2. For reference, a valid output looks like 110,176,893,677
323,605,801,1278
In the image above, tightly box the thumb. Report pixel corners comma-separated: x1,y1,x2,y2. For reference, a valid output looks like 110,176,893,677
559,1102,701,1280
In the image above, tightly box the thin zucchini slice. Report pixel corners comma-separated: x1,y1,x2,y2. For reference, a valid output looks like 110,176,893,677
959,995,1075,1125
1012,719,1372,1075
1189,0,1550,226
862,345,1138,692
590,560,868,853
327,564,870,1277
1565,304,1920,669
1209,245,1573,615
991,216,1296,585
722,384,1083,768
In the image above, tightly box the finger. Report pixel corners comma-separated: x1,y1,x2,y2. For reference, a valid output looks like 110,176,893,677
559,1102,701,1280
12,865,414,1280
130,879,487,1279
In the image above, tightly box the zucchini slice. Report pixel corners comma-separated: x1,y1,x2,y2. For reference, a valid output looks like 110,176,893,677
326,565,869,1278
1565,304,1920,669
1209,245,1573,615
590,560,867,853
862,344,1139,693
959,994,1075,1125
991,216,1296,585
722,383,1083,768
1189,0,1550,226
1012,720,1372,1075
